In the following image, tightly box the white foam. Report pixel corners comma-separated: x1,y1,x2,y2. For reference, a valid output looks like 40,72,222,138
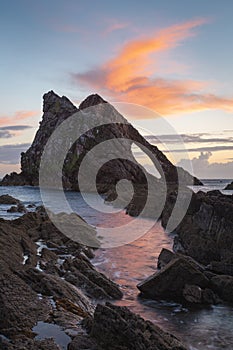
22,254,29,265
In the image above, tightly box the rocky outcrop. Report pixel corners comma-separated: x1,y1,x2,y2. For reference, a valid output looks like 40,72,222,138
137,187,233,307
210,275,233,303
137,257,210,302
1,91,201,190
161,190,233,265
225,181,233,190
0,206,191,349
7,202,27,213
0,207,123,348
157,248,176,269
0,337,61,350
0,194,27,213
0,194,20,204
139,249,222,305
80,302,187,350
0,172,28,187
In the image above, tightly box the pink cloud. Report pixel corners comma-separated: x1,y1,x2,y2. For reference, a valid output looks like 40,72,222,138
0,110,38,126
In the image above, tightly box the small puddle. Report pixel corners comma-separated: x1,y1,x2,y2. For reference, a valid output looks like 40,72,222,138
33,321,71,349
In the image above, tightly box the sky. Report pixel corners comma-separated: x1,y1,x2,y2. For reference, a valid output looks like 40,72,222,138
0,0,233,178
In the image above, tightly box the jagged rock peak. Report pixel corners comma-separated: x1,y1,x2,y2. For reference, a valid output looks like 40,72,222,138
43,90,77,113
79,93,107,110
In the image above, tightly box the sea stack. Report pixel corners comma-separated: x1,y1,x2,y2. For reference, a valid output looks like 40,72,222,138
0,91,202,191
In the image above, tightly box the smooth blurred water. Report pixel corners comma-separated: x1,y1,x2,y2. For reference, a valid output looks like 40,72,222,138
92,224,233,350
0,179,233,349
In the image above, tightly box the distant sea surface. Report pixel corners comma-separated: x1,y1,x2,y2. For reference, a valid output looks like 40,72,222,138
0,179,233,350
191,178,232,195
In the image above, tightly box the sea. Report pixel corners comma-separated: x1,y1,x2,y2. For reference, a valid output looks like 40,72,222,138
0,179,233,350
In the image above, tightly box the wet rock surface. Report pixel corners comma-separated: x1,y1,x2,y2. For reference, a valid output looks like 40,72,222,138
7,202,27,213
0,206,123,349
159,189,233,304
83,302,187,350
139,247,225,305
138,256,210,302
0,194,20,204
0,204,190,350
161,190,233,267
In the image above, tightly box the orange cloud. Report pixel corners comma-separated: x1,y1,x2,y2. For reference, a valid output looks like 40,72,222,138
0,110,38,126
73,18,233,116
104,18,207,91
118,82,233,115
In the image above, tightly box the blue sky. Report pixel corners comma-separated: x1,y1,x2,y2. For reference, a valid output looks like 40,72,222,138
0,0,233,178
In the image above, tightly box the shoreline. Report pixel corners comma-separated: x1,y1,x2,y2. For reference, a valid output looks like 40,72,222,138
0,201,187,350
1,182,233,348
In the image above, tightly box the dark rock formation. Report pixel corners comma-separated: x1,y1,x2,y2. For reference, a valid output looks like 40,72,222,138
157,248,176,269
0,172,28,186
225,181,233,190
0,207,123,348
0,206,191,349
68,335,98,350
157,248,205,272
0,194,20,204
161,189,233,266
137,257,209,302
7,203,27,213
0,337,61,350
1,91,201,191
182,284,203,304
207,260,233,276
211,275,233,303
157,188,233,305
145,189,233,304
140,250,221,305
83,302,187,350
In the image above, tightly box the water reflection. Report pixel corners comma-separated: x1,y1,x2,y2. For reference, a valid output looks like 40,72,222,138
92,222,233,350
1,185,233,349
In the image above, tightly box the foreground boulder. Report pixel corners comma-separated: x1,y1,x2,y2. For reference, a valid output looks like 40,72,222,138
157,248,206,272
210,275,233,303
157,248,176,269
0,194,20,205
137,257,210,303
7,203,27,213
80,302,187,350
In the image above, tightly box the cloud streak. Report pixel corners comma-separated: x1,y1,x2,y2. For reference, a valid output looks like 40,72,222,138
0,125,32,139
0,131,12,139
145,133,233,144
0,125,32,131
0,111,38,126
72,18,233,116
0,143,30,164
164,145,233,153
